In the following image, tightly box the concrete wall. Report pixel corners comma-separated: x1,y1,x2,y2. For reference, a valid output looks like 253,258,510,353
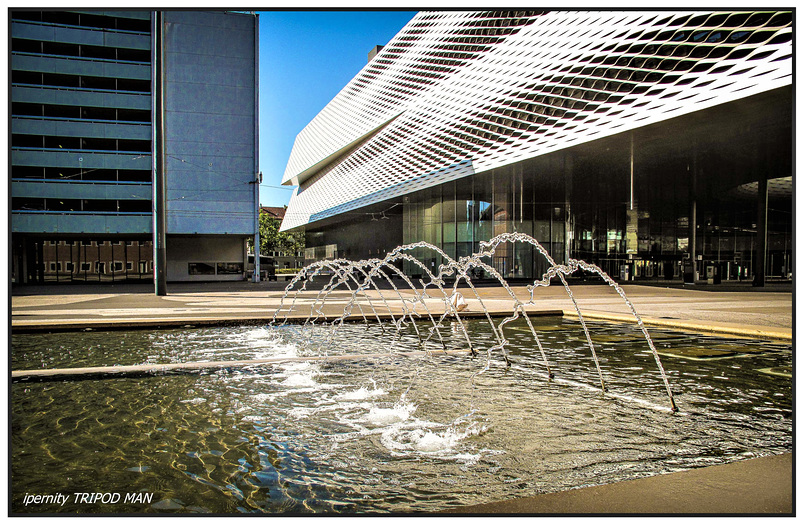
166,235,248,282
163,11,257,236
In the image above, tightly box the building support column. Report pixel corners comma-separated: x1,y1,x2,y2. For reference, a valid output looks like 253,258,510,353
20,237,30,284
564,152,573,262
152,10,168,296
36,239,44,284
253,173,261,283
687,150,698,284
753,171,768,287
252,14,261,283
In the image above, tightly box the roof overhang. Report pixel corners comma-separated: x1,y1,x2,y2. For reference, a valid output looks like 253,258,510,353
282,112,403,188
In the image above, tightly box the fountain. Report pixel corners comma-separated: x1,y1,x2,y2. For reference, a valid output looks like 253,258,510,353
10,233,792,513
272,232,677,411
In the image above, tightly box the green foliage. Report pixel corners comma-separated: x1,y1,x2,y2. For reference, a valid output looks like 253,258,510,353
257,212,305,255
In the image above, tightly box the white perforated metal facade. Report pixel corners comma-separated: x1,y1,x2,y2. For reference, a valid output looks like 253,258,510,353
281,10,793,231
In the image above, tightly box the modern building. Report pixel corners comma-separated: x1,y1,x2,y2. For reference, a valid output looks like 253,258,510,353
280,10,793,285
10,10,259,284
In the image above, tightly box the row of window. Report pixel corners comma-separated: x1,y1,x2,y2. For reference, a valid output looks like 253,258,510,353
13,166,151,183
13,102,150,123
11,11,151,34
43,240,147,246
11,134,150,153
12,70,150,93
13,197,150,213
12,38,151,63
45,260,151,273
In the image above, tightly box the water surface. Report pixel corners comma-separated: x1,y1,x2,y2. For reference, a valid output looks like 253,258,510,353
11,318,792,513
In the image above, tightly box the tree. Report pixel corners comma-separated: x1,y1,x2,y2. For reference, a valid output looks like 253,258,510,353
257,212,304,255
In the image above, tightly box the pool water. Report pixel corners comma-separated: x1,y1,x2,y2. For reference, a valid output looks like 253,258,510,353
11,318,792,513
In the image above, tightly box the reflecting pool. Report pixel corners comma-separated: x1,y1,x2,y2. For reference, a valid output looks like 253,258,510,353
11,318,792,513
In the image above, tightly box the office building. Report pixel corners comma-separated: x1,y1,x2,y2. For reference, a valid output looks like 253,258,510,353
10,10,259,283
281,10,792,285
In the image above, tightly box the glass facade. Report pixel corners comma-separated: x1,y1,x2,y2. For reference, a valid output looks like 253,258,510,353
11,237,153,284
402,161,569,280
399,89,792,283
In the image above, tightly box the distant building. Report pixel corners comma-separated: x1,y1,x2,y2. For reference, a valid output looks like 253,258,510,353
10,10,259,284
281,10,792,285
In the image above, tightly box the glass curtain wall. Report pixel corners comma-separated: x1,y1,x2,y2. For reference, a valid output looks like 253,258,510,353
403,156,568,281
402,126,791,284
12,237,154,284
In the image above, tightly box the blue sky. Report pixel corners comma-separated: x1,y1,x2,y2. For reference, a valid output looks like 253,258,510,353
257,10,418,208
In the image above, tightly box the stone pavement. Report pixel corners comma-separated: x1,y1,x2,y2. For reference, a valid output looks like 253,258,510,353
10,280,793,340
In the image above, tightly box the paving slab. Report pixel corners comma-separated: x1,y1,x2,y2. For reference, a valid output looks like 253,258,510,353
11,281,793,338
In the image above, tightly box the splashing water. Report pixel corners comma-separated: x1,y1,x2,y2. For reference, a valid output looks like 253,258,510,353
271,232,678,412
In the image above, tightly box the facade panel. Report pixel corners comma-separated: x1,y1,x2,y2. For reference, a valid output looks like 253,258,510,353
12,54,151,79
162,11,257,237
11,212,151,234
11,86,151,110
11,21,151,49
12,149,150,170
12,118,150,140
12,180,150,201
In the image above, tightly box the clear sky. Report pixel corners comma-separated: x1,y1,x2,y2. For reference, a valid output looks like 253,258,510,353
257,10,418,208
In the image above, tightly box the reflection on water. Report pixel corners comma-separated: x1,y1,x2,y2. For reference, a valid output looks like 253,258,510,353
11,318,792,513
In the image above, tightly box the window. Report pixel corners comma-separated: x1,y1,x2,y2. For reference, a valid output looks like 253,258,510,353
46,199,81,212
81,262,91,271
66,262,74,272
83,200,118,213
119,200,151,213
217,262,243,275
113,261,123,272
126,262,133,270
96,261,106,274
49,262,57,272
188,262,215,275
12,197,45,211
82,240,93,246
11,166,44,179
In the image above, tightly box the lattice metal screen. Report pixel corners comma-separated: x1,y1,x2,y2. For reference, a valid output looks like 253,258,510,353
281,10,792,230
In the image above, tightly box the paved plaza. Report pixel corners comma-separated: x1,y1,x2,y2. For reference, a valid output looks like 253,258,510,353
11,280,793,341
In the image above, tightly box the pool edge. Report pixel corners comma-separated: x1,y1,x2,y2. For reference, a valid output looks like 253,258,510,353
440,452,794,514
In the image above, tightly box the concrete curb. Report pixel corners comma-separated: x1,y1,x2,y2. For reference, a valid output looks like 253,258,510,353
562,309,793,341
10,309,566,333
13,308,792,342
